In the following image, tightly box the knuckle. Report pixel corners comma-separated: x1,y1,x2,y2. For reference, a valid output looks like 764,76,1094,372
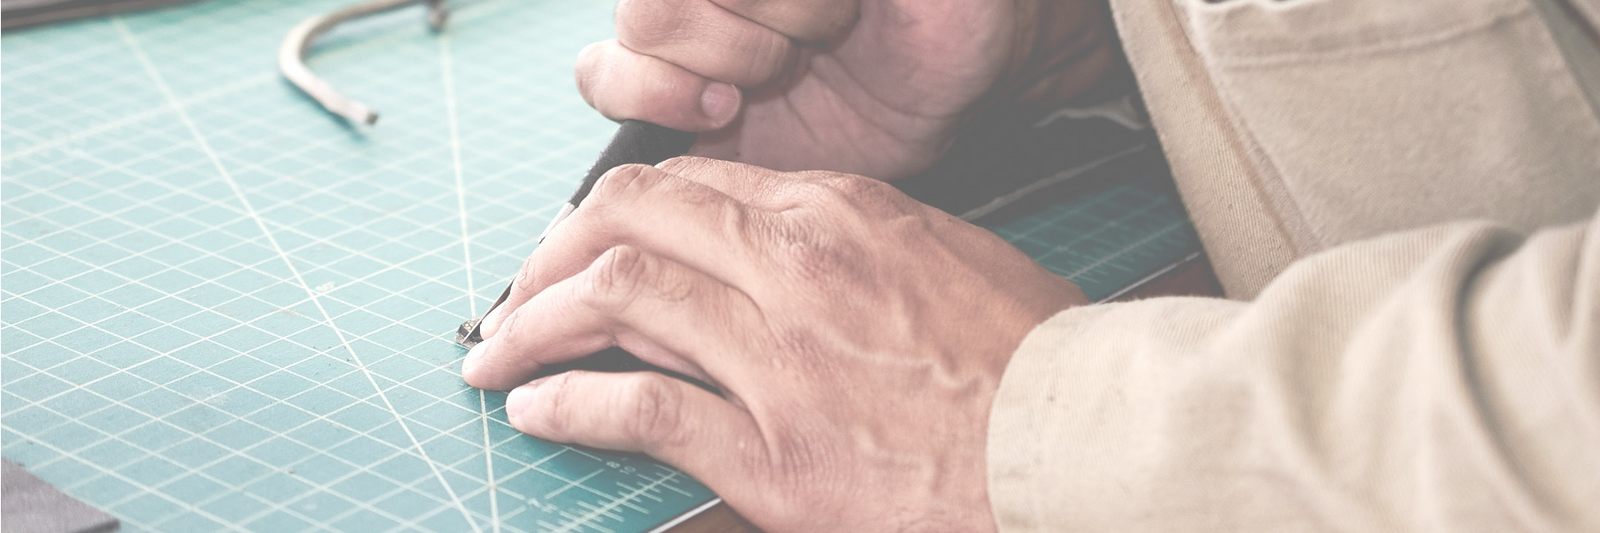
761,426,829,490
619,374,685,446
724,0,858,43
590,164,658,210
804,0,860,42
617,0,788,86
772,225,850,282
758,35,798,79
653,263,698,305
717,195,757,241
616,0,689,49
811,172,918,217
819,173,889,202
512,253,540,293
581,246,652,311
493,309,529,351
535,373,577,437
654,155,713,175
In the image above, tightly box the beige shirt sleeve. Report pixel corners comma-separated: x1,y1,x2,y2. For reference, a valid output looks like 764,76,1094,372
1112,0,1600,299
988,209,1600,532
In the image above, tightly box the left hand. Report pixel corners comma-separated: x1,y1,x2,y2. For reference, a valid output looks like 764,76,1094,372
575,0,1114,180
462,157,1086,532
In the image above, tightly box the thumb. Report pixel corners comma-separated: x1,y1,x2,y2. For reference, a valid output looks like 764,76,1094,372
506,370,766,493
576,40,743,132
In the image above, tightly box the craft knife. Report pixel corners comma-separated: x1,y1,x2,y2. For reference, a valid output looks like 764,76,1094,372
455,119,697,348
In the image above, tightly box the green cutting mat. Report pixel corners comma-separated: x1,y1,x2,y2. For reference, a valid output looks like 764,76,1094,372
976,151,1203,302
0,1,1199,532
1,1,717,532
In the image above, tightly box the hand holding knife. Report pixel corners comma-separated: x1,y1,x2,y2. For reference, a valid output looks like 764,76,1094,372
455,120,697,348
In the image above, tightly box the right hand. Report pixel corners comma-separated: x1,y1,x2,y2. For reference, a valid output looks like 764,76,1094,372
577,0,1115,181
465,158,1089,532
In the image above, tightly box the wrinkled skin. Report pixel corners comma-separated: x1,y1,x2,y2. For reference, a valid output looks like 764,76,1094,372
574,0,1114,180
465,158,1088,532
466,0,1113,530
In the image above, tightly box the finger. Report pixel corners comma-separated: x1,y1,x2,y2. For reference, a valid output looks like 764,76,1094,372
478,164,771,338
654,156,798,209
711,0,861,44
785,169,925,218
655,164,912,215
577,40,743,131
505,371,767,497
476,249,539,339
616,0,797,88
464,245,764,391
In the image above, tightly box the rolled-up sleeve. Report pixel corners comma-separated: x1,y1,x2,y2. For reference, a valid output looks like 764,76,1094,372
988,210,1600,533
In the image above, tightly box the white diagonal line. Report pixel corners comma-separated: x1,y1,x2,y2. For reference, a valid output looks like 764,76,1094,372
439,32,503,533
113,17,484,533
0,73,276,164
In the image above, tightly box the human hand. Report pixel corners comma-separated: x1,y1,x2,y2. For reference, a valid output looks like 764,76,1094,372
462,157,1087,532
577,0,1114,180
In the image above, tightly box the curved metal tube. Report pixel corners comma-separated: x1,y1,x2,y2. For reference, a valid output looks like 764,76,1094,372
278,0,448,125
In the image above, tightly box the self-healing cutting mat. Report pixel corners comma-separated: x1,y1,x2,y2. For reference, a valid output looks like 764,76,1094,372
3,1,717,531
976,149,1203,302
1,0,1201,532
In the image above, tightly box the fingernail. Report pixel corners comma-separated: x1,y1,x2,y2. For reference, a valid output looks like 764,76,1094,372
506,380,543,431
700,82,739,124
479,306,504,338
462,341,487,377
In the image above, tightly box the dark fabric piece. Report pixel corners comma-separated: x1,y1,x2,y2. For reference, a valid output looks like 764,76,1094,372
2,459,119,533
571,120,697,205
